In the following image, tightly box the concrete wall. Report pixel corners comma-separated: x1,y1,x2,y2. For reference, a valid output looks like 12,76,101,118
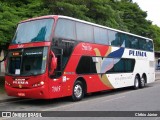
0,50,5,76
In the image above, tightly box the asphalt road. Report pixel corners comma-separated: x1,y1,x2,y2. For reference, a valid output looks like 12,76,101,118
0,80,160,120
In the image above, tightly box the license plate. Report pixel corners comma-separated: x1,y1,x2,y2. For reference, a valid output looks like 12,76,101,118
18,93,25,96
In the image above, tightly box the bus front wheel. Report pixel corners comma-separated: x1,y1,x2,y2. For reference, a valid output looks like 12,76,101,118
72,80,84,101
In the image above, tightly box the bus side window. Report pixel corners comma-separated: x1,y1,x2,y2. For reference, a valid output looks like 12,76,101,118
125,59,135,72
139,38,146,51
55,19,76,40
146,40,153,52
125,35,132,48
114,58,125,73
76,22,94,42
108,30,121,47
94,27,109,45
76,56,97,74
130,37,139,49
120,33,126,47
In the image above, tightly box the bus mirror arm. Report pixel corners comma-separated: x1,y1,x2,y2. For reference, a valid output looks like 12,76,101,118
49,51,57,75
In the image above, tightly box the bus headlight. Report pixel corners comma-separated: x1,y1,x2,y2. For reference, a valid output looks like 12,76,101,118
32,81,44,87
40,81,44,85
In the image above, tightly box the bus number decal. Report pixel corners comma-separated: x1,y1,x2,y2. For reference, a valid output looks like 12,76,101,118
52,86,61,92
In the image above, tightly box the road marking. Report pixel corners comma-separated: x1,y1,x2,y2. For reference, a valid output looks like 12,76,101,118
99,96,125,103
41,83,160,111
42,96,125,111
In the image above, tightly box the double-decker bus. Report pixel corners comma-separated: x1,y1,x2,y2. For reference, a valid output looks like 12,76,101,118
5,15,155,101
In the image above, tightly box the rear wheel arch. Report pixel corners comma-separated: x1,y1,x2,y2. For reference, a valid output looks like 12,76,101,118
136,74,141,80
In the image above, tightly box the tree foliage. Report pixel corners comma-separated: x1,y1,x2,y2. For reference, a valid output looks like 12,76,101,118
0,0,160,50
151,25,160,51
0,0,49,45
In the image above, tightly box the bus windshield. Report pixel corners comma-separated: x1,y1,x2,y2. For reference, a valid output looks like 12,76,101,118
12,19,54,44
7,47,48,76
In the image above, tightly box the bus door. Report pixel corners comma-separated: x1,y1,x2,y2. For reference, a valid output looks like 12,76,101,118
49,47,64,98
51,47,63,78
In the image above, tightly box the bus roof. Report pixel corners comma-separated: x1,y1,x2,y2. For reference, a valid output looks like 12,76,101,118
21,15,153,41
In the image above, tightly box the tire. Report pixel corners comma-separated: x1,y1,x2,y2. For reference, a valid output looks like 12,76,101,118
133,76,140,89
72,81,84,101
140,76,146,88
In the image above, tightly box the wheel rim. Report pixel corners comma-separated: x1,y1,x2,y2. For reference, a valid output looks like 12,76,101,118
74,84,82,98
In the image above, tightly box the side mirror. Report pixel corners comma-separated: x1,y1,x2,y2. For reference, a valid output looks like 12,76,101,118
49,51,57,75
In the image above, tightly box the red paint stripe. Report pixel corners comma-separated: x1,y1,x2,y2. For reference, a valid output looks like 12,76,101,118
8,42,51,49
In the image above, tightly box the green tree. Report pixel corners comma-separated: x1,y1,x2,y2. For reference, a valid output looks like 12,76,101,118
0,0,49,45
150,25,160,51
43,0,91,21
111,0,153,37
44,0,128,31
1,0,160,51
86,0,128,31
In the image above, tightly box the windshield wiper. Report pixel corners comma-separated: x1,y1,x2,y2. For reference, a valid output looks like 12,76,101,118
22,71,37,76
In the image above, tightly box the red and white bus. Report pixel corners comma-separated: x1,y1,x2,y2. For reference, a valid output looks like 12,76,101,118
5,15,155,101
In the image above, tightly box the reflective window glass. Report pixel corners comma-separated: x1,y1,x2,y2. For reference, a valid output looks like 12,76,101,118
76,22,93,42
94,27,108,45
55,19,76,40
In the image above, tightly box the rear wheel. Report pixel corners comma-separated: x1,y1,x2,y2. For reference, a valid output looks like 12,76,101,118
140,76,146,88
134,76,140,89
72,81,84,101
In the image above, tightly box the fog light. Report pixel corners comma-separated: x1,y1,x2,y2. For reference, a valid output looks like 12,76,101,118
40,91,43,95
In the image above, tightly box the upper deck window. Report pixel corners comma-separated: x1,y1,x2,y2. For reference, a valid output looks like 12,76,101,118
55,18,94,42
108,30,121,46
146,40,153,52
94,27,108,45
12,19,54,44
55,19,76,40
76,22,94,42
